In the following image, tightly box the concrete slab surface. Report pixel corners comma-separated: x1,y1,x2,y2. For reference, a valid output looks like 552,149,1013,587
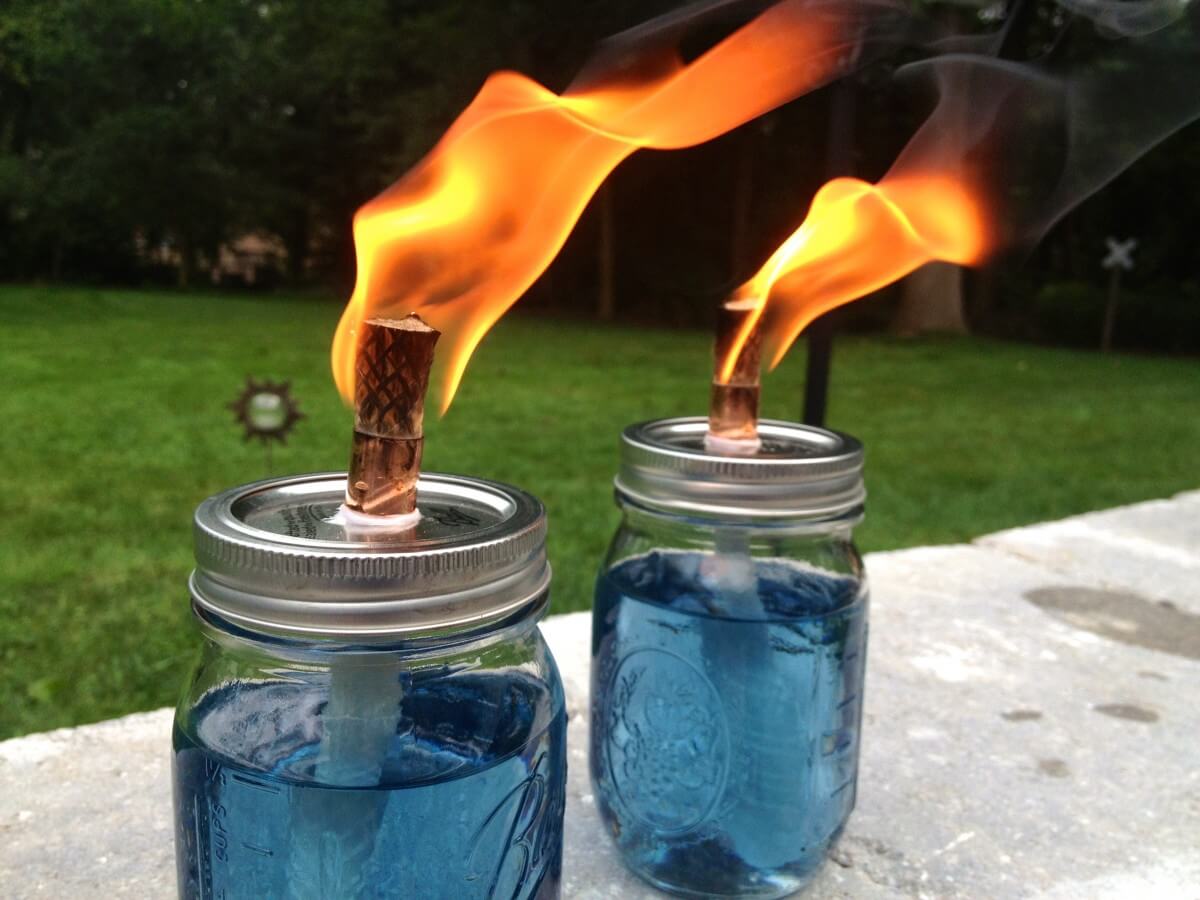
3,494,1198,898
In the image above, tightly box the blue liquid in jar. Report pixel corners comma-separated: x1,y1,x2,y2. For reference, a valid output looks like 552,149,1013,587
590,551,867,898
174,672,566,900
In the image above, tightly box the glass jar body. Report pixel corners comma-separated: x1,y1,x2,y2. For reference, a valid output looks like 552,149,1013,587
173,607,567,900
589,503,868,898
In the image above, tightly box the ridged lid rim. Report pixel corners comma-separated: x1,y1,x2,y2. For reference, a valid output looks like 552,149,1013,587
615,417,866,521
191,472,550,639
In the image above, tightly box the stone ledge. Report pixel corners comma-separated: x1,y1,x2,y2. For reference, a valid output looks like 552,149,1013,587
978,490,1200,616
3,494,1199,898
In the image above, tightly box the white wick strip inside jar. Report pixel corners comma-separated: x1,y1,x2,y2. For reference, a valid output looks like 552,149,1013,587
703,432,762,456
332,504,422,532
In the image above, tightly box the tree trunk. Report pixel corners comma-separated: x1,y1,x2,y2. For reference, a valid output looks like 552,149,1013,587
1100,268,1120,352
596,184,615,321
966,266,999,333
730,130,754,278
892,262,969,336
283,211,310,283
177,234,195,288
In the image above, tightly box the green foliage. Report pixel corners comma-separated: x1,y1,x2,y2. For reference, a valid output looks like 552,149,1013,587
1030,280,1200,352
2,0,1198,351
1,0,247,277
0,0,686,277
0,0,570,280
2,285,1198,738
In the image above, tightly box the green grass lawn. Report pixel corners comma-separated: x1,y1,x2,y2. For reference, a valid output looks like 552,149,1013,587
1,284,1197,738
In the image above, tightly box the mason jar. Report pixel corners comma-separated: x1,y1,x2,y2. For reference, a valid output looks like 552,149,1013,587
589,418,868,898
173,472,566,900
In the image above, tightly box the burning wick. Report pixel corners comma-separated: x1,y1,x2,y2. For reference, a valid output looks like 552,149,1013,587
312,314,440,849
343,314,441,525
706,296,763,456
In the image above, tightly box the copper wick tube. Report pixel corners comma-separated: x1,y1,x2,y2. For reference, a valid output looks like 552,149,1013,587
707,297,762,448
345,315,441,517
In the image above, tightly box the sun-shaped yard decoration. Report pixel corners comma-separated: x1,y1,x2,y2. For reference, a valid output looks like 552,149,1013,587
228,378,304,444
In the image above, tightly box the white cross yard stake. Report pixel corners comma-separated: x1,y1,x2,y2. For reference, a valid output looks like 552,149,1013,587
1103,236,1137,271
1101,236,1136,351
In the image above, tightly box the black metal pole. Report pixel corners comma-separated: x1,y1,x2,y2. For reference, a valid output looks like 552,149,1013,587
803,80,856,427
802,316,834,426
997,0,1038,59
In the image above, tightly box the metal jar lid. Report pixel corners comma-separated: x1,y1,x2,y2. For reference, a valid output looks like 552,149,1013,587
191,472,550,640
615,417,865,521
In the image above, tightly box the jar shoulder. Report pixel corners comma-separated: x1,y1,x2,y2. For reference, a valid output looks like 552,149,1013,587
604,513,865,580
175,624,564,785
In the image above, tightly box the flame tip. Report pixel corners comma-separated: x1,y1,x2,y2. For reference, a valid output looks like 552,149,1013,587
332,0,952,410
720,174,985,378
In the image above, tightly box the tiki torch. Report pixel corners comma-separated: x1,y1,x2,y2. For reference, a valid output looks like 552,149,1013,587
315,315,442,791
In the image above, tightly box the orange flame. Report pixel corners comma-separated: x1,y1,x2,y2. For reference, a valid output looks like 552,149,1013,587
333,1,877,412
719,174,986,382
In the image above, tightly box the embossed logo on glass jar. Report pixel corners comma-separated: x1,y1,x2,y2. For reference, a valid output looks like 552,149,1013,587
466,747,564,898
605,648,729,832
